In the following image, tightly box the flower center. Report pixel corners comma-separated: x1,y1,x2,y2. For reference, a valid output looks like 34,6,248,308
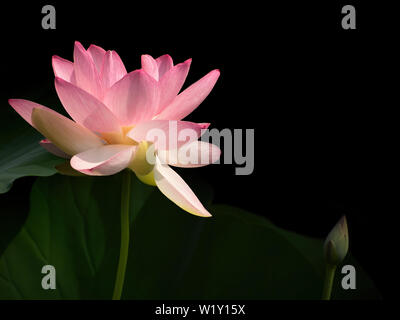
100,126,137,145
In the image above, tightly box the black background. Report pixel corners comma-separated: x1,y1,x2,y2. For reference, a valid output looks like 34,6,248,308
0,0,396,301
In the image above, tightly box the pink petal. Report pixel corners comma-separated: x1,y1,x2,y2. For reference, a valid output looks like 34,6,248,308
157,69,220,120
8,99,56,127
157,141,221,167
157,59,191,115
154,157,211,217
126,120,209,150
55,77,122,133
52,56,75,83
141,54,159,81
40,139,70,159
156,54,173,79
101,50,127,90
73,41,103,100
87,44,106,73
70,144,135,176
31,108,104,156
103,70,158,126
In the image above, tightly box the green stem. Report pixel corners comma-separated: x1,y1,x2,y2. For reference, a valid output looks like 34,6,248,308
112,170,131,300
322,264,337,300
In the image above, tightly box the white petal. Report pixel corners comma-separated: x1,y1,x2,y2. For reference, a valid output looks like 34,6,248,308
31,108,104,156
154,157,211,217
70,144,135,176
158,141,221,167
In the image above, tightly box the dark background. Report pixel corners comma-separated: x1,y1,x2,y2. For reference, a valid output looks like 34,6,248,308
0,1,396,299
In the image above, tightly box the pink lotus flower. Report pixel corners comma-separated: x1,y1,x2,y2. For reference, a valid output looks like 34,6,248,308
9,41,221,217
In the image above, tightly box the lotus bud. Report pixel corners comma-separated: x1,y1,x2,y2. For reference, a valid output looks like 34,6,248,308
323,216,349,266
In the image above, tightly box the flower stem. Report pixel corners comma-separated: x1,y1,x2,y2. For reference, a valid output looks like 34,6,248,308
112,170,131,300
322,264,337,300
